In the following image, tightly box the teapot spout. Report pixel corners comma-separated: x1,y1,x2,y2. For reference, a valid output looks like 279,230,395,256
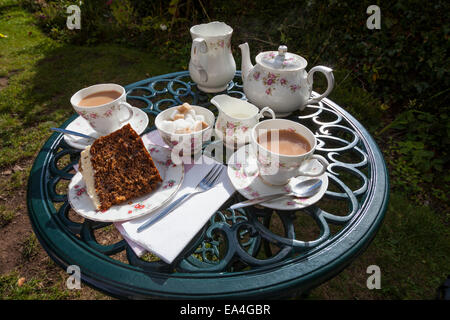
239,42,253,82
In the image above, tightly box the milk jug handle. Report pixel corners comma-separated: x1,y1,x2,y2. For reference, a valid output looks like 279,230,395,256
192,38,208,66
305,66,335,105
258,107,276,120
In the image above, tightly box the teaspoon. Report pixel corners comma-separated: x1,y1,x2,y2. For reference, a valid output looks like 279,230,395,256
230,178,322,210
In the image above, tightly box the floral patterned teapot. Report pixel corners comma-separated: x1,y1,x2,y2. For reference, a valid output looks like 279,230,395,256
239,43,335,116
211,94,275,150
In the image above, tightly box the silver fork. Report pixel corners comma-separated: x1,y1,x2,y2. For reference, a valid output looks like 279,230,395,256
136,163,224,232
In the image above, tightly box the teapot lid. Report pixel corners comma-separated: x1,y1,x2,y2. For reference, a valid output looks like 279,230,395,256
256,45,307,71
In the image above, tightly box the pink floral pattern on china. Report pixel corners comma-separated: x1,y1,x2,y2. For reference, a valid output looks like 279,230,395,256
218,119,250,140
208,38,231,50
127,203,148,214
243,186,260,198
232,166,303,205
76,105,118,121
159,127,212,156
162,179,176,189
281,184,307,205
234,169,247,180
215,118,251,147
248,71,301,95
257,152,302,170
230,161,258,181
161,136,204,154
72,184,86,200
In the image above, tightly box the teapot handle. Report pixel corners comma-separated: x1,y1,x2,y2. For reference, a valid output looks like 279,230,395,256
191,38,209,82
305,66,335,105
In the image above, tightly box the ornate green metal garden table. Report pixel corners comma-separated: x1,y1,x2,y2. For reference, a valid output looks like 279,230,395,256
27,71,389,299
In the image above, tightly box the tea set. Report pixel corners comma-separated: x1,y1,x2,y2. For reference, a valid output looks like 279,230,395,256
63,21,333,210
189,21,335,116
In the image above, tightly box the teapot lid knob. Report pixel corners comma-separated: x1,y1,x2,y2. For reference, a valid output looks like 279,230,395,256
257,44,306,71
278,45,288,55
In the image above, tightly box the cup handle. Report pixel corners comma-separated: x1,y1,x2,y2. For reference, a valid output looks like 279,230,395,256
305,66,335,106
258,106,276,119
118,102,134,124
297,154,328,177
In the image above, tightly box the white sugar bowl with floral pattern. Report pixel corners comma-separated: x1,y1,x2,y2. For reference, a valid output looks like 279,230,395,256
239,43,335,116
211,94,275,150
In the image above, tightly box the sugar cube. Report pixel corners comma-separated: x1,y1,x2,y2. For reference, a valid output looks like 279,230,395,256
173,113,185,120
160,120,175,133
177,103,193,114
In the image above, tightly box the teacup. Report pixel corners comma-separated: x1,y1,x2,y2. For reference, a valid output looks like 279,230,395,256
71,83,134,135
250,119,328,185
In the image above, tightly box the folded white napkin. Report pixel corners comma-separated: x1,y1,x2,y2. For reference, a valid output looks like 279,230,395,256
114,131,235,264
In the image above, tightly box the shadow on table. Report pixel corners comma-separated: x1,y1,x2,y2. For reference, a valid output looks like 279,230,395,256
16,41,174,132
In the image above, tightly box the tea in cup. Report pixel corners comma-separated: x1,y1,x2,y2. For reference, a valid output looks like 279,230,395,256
71,83,134,135
250,119,328,185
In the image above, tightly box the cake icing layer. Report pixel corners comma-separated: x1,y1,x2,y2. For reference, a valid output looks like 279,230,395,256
80,145,101,210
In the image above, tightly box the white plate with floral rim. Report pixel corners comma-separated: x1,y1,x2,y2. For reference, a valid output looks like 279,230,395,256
68,144,184,222
227,144,329,211
64,106,149,149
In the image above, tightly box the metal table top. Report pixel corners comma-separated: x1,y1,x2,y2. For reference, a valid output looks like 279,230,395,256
27,71,389,299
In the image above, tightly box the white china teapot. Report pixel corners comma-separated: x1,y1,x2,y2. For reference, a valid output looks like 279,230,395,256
239,43,335,116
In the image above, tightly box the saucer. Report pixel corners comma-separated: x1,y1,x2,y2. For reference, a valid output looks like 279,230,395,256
227,144,329,211
63,107,149,149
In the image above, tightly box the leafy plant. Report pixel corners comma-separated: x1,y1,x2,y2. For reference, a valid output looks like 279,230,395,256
380,106,449,204
110,0,136,28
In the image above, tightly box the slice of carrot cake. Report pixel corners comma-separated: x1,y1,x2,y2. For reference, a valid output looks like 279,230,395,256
79,124,162,211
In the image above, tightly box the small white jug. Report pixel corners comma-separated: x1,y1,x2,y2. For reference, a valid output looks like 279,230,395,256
211,94,275,149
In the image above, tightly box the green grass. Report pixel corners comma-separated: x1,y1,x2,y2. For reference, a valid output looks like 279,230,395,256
0,1,448,300
370,193,450,298
21,233,38,261
309,192,450,299
0,1,172,168
0,271,78,300
0,203,15,226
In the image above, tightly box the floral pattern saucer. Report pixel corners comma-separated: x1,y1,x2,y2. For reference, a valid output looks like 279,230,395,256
68,144,184,222
227,145,329,211
63,106,149,149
